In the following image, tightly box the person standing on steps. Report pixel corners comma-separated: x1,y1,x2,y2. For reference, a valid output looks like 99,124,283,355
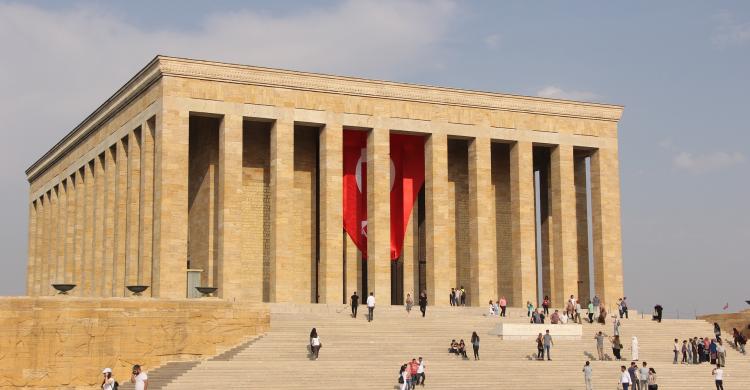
619,365,633,390
471,331,480,360
543,330,554,360
366,292,375,322
350,291,359,318
419,291,428,318
582,361,593,390
309,328,321,360
613,317,621,336
610,335,623,361
587,300,595,323
398,364,408,390
408,358,419,390
631,336,639,361
712,363,724,390
638,362,650,390
527,300,534,317
460,286,466,306
499,296,507,317
647,368,657,390
130,365,148,390
536,333,545,360
416,357,426,386
542,295,550,315
673,338,679,364
595,331,606,361
405,293,414,315
101,368,115,390
627,362,639,390
450,288,456,306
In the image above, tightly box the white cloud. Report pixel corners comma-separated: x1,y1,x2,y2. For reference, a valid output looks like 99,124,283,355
712,10,750,47
672,151,746,174
535,85,599,102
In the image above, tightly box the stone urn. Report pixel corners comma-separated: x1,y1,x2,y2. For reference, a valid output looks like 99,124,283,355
51,284,76,295
196,286,218,297
126,285,150,296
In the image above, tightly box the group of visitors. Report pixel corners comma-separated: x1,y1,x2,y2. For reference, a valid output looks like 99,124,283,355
487,297,508,317
675,336,727,366
617,297,630,319
535,330,554,360
349,291,377,322
526,294,612,325
616,361,657,390
398,357,426,390
404,291,429,317
98,365,147,390
449,287,466,306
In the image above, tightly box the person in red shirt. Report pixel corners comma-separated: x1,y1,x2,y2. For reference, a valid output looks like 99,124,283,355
408,358,419,389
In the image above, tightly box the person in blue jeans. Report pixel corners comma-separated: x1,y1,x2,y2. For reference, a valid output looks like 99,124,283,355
543,330,554,360
620,365,633,390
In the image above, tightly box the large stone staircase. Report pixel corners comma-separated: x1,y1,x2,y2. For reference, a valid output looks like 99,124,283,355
130,304,750,389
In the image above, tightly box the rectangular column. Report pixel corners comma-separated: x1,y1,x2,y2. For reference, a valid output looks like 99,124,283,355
26,200,37,295
510,141,538,306
574,154,591,303
468,137,497,306
113,139,128,296
64,176,76,285
49,186,59,291
57,182,68,286
366,127,391,304
217,114,246,299
102,147,117,296
269,117,295,302
126,130,142,288
73,169,85,294
153,106,189,298
590,147,624,308
92,154,105,296
550,145,578,304
344,232,360,299
32,197,44,295
82,162,95,296
401,204,418,299
318,121,343,304
139,119,155,293
425,132,452,306
41,192,51,295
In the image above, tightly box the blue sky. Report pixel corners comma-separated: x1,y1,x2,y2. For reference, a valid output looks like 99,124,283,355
1,1,748,316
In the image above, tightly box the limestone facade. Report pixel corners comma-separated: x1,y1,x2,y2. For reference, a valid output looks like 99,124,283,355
25,56,625,307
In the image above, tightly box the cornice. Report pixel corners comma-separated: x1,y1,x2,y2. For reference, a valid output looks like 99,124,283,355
26,55,624,184
159,56,623,122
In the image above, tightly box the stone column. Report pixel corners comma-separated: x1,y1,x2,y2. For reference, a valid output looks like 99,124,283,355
269,116,295,302
550,144,578,305
590,147,624,308
574,154,591,303
425,132,451,306
32,197,44,295
113,140,128,296
510,141,538,306
401,204,417,300
57,180,67,286
41,192,51,295
64,175,77,285
344,232,360,300
217,114,246,299
139,120,155,292
318,121,343,304
468,137,497,306
126,130,141,288
73,169,85,294
82,161,95,296
26,200,37,295
49,185,59,292
153,105,189,298
102,147,117,296
366,127,391,304
92,154,105,296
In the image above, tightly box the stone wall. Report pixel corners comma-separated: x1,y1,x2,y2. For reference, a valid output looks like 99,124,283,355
0,297,269,389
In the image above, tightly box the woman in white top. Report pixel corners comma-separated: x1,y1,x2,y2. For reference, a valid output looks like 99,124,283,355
631,336,639,361
620,365,633,390
101,368,115,390
309,328,321,360
399,364,409,390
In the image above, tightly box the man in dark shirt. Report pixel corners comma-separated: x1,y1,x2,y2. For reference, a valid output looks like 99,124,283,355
350,291,359,318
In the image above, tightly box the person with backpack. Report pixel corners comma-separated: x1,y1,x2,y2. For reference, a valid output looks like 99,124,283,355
398,364,408,390
101,368,116,390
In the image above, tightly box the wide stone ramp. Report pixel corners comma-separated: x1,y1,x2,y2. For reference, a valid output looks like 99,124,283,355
152,304,750,389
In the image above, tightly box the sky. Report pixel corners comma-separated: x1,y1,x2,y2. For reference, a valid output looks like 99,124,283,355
0,1,748,317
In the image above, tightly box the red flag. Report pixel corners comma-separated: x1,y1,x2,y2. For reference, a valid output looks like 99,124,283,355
342,130,369,257
723,303,729,310
389,134,425,259
342,131,425,260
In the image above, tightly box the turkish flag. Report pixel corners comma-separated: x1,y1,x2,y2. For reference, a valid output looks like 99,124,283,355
342,130,425,260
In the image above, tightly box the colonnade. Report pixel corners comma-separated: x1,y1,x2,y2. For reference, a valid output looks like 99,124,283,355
26,101,623,307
